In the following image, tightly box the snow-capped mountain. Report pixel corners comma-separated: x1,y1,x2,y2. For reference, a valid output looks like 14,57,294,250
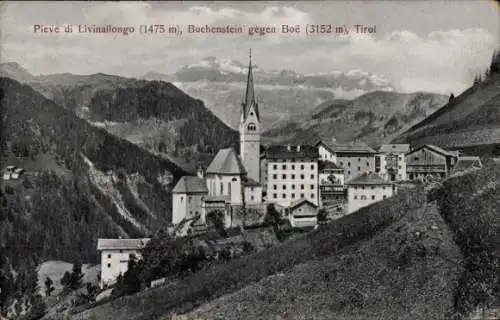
143,57,396,130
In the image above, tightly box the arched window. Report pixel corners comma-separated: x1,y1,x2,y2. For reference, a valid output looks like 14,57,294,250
247,123,257,131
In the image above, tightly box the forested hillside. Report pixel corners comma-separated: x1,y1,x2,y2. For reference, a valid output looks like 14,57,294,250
0,77,190,318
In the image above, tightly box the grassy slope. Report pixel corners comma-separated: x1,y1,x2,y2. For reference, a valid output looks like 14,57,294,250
73,163,500,320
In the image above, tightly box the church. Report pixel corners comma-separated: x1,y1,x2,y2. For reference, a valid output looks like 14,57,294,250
171,50,268,232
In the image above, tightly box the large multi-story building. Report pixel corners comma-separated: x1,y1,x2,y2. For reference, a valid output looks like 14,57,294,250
315,139,376,182
97,238,151,289
265,145,319,208
375,144,410,181
346,172,396,214
171,176,208,224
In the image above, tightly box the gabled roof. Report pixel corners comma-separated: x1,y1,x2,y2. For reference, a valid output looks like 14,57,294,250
346,172,391,185
265,145,319,160
97,238,151,251
289,199,318,210
406,144,457,157
206,148,246,175
316,140,376,154
202,195,230,203
243,177,261,187
318,160,343,171
378,144,410,154
172,176,208,194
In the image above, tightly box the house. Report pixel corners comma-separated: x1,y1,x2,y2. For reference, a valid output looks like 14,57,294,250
97,238,151,289
405,145,459,182
265,145,319,208
315,139,376,182
450,156,483,175
376,144,410,181
285,199,318,228
318,160,345,211
346,172,396,214
171,176,208,225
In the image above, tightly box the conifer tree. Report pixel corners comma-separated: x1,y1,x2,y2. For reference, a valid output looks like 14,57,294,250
44,277,54,297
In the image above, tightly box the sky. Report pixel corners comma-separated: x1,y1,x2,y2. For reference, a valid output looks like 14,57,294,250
0,1,499,94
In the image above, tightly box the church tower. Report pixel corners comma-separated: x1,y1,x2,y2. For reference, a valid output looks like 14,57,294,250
239,49,261,183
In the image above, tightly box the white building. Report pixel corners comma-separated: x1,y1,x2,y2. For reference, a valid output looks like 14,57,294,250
346,172,396,214
171,176,208,225
315,139,376,182
265,145,319,208
285,199,318,228
318,160,345,212
375,144,410,181
97,238,151,289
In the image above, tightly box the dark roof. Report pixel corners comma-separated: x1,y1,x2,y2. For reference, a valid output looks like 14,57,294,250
289,199,318,210
265,145,318,160
172,176,208,194
378,144,410,154
346,172,391,185
97,238,151,250
318,160,343,171
241,54,260,122
202,195,230,203
316,140,376,154
206,148,246,175
242,177,261,187
407,144,457,157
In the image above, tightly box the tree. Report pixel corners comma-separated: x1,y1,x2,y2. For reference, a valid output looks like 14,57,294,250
449,93,455,102
317,209,328,222
44,277,54,297
112,254,142,297
69,261,84,290
60,271,71,292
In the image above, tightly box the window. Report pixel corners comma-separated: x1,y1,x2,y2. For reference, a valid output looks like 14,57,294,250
291,193,295,198
357,167,360,171
354,195,358,199
348,162,351,167
300,165,305,170
358,158,361,162
414,157,419,160
180,196,184,203
300,184,305,190
273,185,277,190
366,162,369,167
354,186,358,190
119,250,123,253
282,174,286,179
310,184,314,189
361,195,367,200
251,196,255,200
220,182,223,194
232,177,238,182
371,195,375,200
291,165,295,170
301,193,305,198
371,186,375,189
251,187,254,191
382,186,386,190
300,174,305,179
107,254,111,258
273,174,277,179
273,164,277,170
310,174,315,179
188,196,192,203
282,185,286,190
311,164,315,170
383,195,387,199
348,171,351,175
282,194,286,198
273,193,277,199
107,263,111,268
361,186,365,190
291,174,295,179
340,161,343,166
282,164,287,170
247,123,257,131
311,194,315,199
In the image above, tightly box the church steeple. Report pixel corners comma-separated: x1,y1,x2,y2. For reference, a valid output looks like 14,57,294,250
242,49,259,121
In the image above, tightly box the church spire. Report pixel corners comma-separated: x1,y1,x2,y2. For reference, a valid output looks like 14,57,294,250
242,48,259,121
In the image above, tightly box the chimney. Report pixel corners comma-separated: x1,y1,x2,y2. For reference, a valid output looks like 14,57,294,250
331,137,336,143
297,145,301,152
287,144,291,151
118,236,123,239
197,167,205,179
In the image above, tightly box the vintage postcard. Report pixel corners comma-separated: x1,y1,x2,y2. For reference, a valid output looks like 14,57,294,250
0,1,499,319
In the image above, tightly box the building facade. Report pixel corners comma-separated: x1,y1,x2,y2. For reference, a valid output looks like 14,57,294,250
171,176,208,224
318,160,345,212
346,172,396,214
315,139,376,182
97,238,151,289
286,199,318,228
376,144,410,181
406,145,458,182
265,145,319,208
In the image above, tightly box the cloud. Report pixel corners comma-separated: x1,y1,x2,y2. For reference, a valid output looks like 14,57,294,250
0,2,497,95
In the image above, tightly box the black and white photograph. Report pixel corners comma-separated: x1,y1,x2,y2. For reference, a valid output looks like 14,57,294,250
0,1,499,319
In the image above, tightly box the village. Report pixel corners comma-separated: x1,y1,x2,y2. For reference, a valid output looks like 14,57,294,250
81,53,488,291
